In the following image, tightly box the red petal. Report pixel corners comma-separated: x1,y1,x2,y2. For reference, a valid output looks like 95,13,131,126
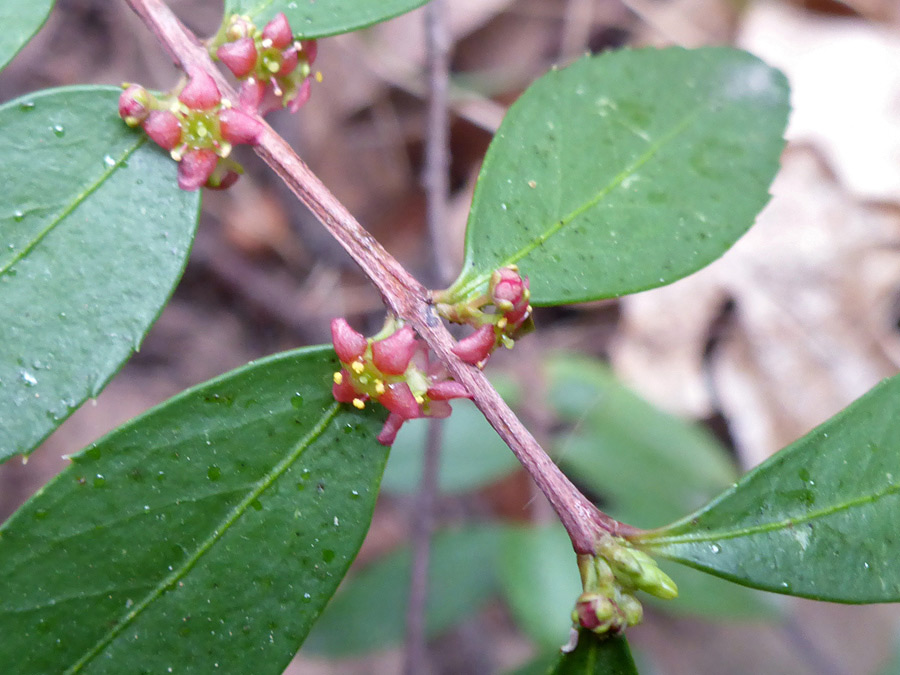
286,77,312,113
177,149,218,191
300,39,318,66
219,108,263,145
262,12,293,49
217,38,258,78
451,325,496,365
178,68,221,110
238,78,266,112
377,413,405,446
278,47,299,77
371,326,417,375
330,318,368,363
142,110,182,150
332,372,361,404
379,382,420,419
426,381,471,401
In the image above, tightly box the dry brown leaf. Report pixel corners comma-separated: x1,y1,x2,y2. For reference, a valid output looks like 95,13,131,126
740,1,900,203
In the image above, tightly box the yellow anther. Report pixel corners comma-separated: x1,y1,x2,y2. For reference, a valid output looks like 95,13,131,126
261,38,273,49
414,395,425,405
333,371,343,385
351,361,365,375
315,71,324,83
497,317,508,330
375,380,385,395
352,398,366,410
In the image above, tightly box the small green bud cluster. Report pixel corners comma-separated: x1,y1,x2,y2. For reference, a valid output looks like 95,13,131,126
572,537,677,636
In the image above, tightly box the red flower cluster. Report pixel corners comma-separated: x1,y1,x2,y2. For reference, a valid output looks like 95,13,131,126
118,69,262,190
118,12,318,191
451,266,532,367
330,319,470,445
216,13,318,115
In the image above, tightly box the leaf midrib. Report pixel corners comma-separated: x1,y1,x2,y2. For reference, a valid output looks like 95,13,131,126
0,137,145,278
65,401,341,673
452,108,701,300
643,478,900,548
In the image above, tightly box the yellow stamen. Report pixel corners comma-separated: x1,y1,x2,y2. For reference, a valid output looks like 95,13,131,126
497,317,508,330
315,71,324,83
333,371,343,385
414,395,425,405
351,361,365,375
352,398,366,410
375,380,385,395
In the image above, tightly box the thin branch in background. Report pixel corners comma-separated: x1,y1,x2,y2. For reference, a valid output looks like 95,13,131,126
404,3,453,672
404,418,444,675
125,0,636,557
560,0,594,61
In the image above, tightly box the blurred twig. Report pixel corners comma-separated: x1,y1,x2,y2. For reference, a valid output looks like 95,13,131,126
404,4,452,670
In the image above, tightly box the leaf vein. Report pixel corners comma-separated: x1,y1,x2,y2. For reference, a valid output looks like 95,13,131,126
65,402,341,673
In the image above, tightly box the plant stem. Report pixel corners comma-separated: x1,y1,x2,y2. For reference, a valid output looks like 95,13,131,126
125,0,639,554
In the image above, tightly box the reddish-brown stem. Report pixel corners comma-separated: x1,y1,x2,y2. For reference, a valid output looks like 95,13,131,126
124,0,639,552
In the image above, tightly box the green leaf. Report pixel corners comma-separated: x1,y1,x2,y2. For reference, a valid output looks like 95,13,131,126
499,525,583,649
382,383,521,494
448,47,789,305
223,0,430,39
304,526,504,656
637,374,900,603
0,346,389,674
0,86,199,462
550,632,638,675
546,354,738,529
0,1,54,71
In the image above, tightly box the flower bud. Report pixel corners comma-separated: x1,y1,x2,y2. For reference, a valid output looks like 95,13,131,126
217,37,258,78
331,318,368,363
219,108,263,146
379,382,420,419
451,324,496,365
262,12,293,49
573,593,616,632
178,68,222,110
118,85,150,127
372,326,417,376
142,110,182,150
177,148,219,191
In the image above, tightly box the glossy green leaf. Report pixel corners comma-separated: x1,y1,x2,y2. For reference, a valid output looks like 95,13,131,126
550,632,638,675
0,1,54,71
499,525,582,649
223,0,430,39
382,381,521,494
637,375,900,603
546,354,738,529
304,526,504,656
448,47,789,305
0,346,389,674
0,86,199,462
